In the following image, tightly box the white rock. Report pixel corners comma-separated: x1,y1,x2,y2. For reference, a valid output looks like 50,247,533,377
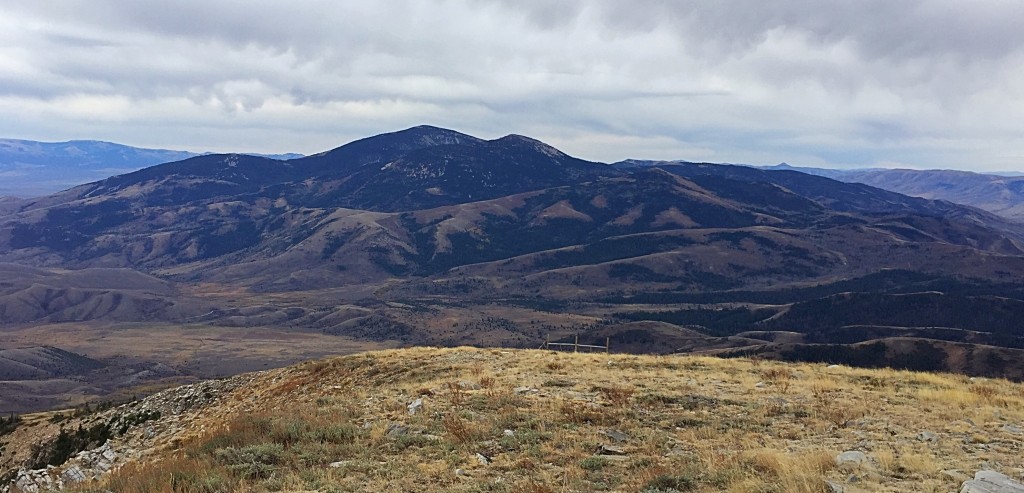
408,398,424,415
836,451,869,471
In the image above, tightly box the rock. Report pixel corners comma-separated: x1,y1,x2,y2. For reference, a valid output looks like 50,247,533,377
385,423,409,436
458,381,482,391
918,431,939,443
408,398,423,415
827,364,841,369
14,471,42,493
503,429,515,437
597,444,626,455
595,454,630,462
455,468,468,476
836,451,869,471
513,386,537,394
960,470,1024,492
329,461,350,468
754,382,767,388
1002,424,1022,435
476,453,491,465
603,429,629,443
825,480,844,493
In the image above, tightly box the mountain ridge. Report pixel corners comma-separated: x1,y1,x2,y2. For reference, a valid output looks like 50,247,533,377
0,138,302,198
626,159,1024,222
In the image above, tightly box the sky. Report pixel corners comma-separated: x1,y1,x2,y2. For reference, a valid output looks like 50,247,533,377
1,1,1023,171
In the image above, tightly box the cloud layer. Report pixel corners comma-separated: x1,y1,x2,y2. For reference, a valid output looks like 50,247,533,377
1,1,1022,170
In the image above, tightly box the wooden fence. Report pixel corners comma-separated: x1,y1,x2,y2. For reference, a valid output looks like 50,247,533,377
541,335,610,353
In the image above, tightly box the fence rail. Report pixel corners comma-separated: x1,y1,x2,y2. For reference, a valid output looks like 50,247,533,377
541,335,610,353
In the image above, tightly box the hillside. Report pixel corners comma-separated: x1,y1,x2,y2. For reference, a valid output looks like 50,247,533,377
2,348,1023,493
0,140,198,198
0,139,301,198
839,169,1024,222
759,164,1024,222
0,346,104,380
0,264,205,324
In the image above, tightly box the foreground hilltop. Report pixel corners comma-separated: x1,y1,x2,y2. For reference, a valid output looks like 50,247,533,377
2,348,1023,492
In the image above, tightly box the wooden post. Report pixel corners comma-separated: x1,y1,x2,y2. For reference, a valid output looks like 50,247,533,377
606,337,610,354
574,335,579,353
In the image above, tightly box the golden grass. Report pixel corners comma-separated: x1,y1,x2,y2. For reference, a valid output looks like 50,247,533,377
65,347,1024,493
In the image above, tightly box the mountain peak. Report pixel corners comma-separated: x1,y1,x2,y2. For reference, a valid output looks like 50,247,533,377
378,125,480,145
493,134,566,158
302,126,483,169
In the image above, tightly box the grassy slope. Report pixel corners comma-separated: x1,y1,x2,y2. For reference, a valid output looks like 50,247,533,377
60,348,1024,493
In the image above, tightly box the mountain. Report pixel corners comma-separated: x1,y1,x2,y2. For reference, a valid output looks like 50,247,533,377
6,126,1024,391
3,127,1024,302
0,138,302,198
757,164,1024,222
836,169,1024,222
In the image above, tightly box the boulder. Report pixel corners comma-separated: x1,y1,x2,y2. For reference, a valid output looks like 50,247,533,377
836,451,869,471
961,471,1024,493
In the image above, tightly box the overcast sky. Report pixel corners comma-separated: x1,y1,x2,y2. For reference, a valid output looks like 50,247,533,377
1,1,1023,170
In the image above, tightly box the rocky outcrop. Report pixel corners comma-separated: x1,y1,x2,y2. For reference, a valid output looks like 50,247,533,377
4,374,260,493
10,442,122,493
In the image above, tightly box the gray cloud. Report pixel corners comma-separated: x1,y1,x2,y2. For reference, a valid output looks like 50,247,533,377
0,0,1022,170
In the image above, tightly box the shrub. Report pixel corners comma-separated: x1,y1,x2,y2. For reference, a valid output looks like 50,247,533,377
641,473,698,492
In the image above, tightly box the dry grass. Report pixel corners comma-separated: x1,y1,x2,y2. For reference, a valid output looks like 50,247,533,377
64,347,1024,493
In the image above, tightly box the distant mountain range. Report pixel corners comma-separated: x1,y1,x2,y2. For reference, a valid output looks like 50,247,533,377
0,138,302,197
791,166,1024,222
4,126,1024,381
621,160,1024,221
